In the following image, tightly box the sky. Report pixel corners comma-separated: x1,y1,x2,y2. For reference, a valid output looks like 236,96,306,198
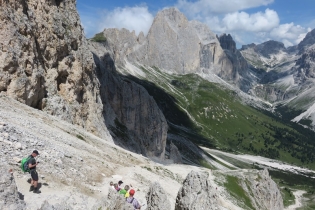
77,0,315,48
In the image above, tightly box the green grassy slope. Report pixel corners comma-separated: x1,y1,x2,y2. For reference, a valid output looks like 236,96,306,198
124,66,315,169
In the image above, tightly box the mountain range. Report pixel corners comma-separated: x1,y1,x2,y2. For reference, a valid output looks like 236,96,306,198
1,0,315,209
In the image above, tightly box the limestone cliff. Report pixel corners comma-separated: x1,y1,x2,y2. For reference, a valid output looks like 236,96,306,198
218,34,252,91
0,0,110,138
89,42,167,159
0,0,169,159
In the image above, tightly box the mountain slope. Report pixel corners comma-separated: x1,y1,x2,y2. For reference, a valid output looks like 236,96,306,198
1,96,284,209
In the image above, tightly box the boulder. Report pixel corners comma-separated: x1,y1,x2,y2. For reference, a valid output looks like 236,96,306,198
0,164,26,210
175,170,218,210
146,182,171,210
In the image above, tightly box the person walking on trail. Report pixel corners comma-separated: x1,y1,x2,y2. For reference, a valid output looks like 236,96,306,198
28,150,41,194
126,189,141,209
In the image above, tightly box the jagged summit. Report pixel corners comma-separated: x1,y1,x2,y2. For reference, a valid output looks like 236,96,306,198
218,33,237,53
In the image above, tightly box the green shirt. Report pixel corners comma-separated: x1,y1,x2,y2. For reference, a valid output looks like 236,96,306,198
119,189,127,195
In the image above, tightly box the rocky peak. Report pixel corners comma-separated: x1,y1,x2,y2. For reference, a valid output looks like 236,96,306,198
175,171,218,210
219,33,237,53
101,7,253,91
298,28,315,54
153,7,188,31
255,40,286,58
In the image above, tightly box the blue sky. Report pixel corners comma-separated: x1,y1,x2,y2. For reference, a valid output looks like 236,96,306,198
77,0,315,48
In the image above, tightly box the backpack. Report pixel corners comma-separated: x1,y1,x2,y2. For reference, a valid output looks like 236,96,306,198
21,156,31,172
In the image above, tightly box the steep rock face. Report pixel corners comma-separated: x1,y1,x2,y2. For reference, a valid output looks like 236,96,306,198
218,34,251,91
219,34,237,53
296,44,315,79
0,164,26,210
146,182,171,210
175,171,218,210
0,0,110,138
90,42,168,159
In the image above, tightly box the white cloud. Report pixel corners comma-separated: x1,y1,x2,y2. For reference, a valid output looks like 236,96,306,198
174,0,312,47
99,6,154,36
270,23,311,46
222,9,279,32
176,0,274,16
79,5,154,38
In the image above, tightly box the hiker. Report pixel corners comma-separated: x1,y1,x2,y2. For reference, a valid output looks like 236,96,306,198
123,185,130,198
114,183,119,191
110,181,115,190
118,180,123,190
28,150,41,193
126,189,141,209
119,184,129,196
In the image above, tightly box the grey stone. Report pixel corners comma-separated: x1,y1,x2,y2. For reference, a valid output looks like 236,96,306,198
175,170,218,210
0,164,26,210
146,182,171,210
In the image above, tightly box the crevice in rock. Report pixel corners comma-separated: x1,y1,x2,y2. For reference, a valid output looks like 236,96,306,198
76,89,84,104
21,0,29,18
34,38,47,72
55,0,63,7
56,71,69,91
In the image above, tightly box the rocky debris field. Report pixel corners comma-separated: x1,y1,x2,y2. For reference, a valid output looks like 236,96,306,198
0,95,283,209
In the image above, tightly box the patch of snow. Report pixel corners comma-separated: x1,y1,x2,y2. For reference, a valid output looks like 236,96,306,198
292,101,315,123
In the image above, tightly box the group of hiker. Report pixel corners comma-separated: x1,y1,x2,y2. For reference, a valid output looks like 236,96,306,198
110,180,142,209
21,150,142,209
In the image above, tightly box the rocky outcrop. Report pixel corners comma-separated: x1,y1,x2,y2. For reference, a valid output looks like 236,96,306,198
169,142,182,164
246,169,284,210
219,34,237,53
175,170,218,210
90,42,168,159
104,188,134,210
0,164,26,210
146,182,171,210
0,0,110,138
218,34,252,91
296,44,315,79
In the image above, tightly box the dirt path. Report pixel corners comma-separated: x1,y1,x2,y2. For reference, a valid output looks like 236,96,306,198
285,190,306,210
